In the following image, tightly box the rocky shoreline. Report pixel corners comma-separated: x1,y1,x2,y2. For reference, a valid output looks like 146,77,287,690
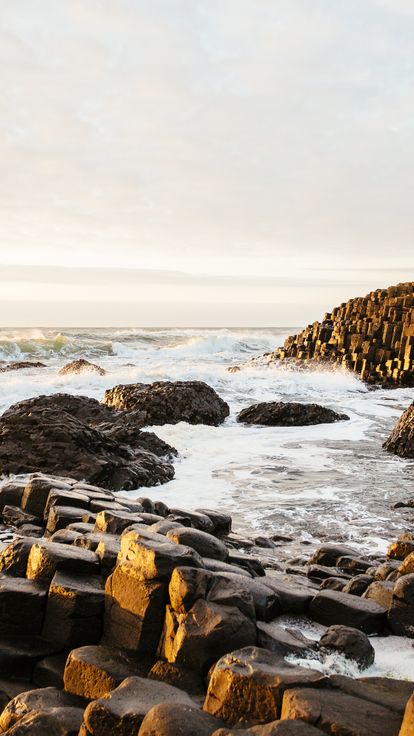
0,471,413,734
231,282,414,389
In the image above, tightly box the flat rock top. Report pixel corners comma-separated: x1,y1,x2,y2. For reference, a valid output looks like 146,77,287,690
237,402,349,427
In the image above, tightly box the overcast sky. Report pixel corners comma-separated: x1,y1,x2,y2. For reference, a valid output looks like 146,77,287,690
1,0,413,327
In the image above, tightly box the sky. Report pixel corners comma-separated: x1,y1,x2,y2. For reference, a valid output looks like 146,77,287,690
1,0,413,327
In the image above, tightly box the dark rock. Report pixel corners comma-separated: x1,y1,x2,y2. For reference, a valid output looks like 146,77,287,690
281,686,402,736
388,597,414,637
0,576,48,637
209,571,281,621
42,571,105,648
257,623,316,659
309,590,387,633
2,505,41,528
58,359,106,376
46,505,87,535
320,577,346,591
169,508,215,533
0,361,46,373
228,552,265,577
0,394,175,491
64,645,146,699
0,536,40,576
336,556,373,575
237,401,349,426
213,722,324,735
0,636,58,679
264,576,314,613
0,481,26,511
84,676,194,734
139,702,227,736
195,509,232,535
148,660,205,701
394,573,414,605
307,564,349,582
309,543,359,567
330,674,414,714
104,379,230,426
318,625,375,669
383,400,414,458
94,509,143,534
160,599,257,671
342,574,373,596
33,653,67,688
204,646,326,726
167,527,229,561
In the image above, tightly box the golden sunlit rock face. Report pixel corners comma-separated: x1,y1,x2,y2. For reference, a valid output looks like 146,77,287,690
271,282,414,387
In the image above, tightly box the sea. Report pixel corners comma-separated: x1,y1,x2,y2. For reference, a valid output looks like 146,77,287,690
0,326,413,679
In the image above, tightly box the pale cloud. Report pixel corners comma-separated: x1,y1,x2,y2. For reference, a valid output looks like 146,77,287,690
0,0,413,325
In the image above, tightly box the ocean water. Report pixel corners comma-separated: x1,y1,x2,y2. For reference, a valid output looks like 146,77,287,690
0,326,414,681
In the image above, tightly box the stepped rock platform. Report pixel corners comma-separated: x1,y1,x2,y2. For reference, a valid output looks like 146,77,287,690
267,282,414,387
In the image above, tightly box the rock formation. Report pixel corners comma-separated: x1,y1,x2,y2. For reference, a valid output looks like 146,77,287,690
264,282,414,387
0,361,46,373
0,394,175,490
0,473,413,734
104,380,230,427
383,401,414,458
237,402,349,426
58,359,106,376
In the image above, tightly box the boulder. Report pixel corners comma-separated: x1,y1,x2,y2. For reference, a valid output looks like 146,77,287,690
195,509,232,535
0,481,26,511
0,708,84,734
58,359,106,376
139,702,227,736
388,598,414,637
257,623,316,659
237,401,349,426
383,401,414,458
330,674,414,714
168,508,215,533
203,647,326,726
212,722,324,735
309,589,387,634
398,552,414,575
208,571,281,621
148,660,205,701
166,527,229,562
103,380,230,426
318,625,375,669
160,599,257,671
0,360,46,372
83,676,194,735
0,394,175,491
342,574,373,596
64,645,146,699
281,687,402,736
363,581,394,609
0,686,86,732
0,636,57,680
0,537,41,576
387,534,414,560
33,653,67,688
309,543,359,567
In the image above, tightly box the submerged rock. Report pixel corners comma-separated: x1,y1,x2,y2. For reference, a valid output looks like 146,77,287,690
104,380,230,426
237,401,349,427
0,361,46,373
383,401,414,458
58,359,106,376
0,394,175,490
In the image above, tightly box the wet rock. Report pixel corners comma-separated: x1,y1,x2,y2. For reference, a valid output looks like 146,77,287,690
159,599,257,671
58,359,106,376
309,590,387,634
309,543,359,567
0,361,46,373
318,625,375,669
336,556,372,575
104,380,230,426
167,527,229,562
204,647,326,726
388,597,414,638
342,574,373,596
264,576,314,613
0,686,86,733
281,687,402,736
139,702,227,736
42,571,105,648
169,508,215,534
0,576,48,637
319,577,346,592
84,676,194,734
307,564,349,582
228,552,265,577
195,509,232,535
64,645,144,699
257,623,316,659
0,394,175,491
103,562,167,653
27,541,99,583
383,400,414,458
237,401,349,426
